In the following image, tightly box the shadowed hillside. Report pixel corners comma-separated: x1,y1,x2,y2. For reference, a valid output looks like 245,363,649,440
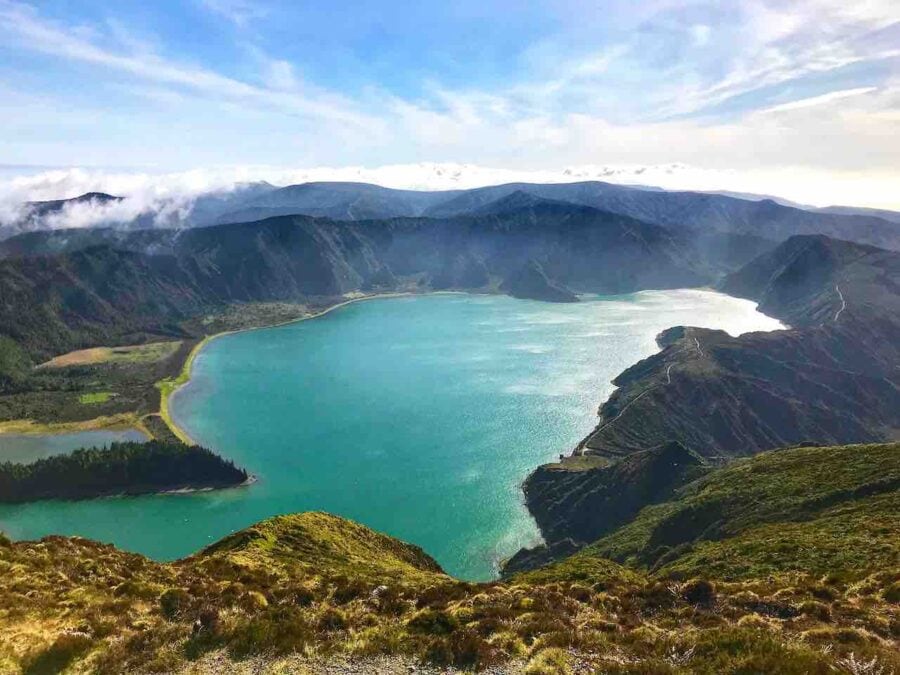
0,205,724,366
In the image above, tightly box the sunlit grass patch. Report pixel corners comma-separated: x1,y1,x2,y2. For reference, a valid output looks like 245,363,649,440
79,391,114,405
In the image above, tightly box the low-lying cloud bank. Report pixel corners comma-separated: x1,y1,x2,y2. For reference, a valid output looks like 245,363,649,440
1,162,898,234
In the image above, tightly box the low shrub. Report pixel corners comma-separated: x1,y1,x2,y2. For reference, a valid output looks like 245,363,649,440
317,608,348,632
681,578,716,606
882,582,900,604
24,634,94,675
407,608,458,635
159,588,192,620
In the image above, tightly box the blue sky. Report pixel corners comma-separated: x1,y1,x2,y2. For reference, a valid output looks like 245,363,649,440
0,0,898,207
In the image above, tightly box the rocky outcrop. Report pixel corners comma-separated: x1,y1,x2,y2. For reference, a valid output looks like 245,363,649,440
504,442,709,574
503,442,707,574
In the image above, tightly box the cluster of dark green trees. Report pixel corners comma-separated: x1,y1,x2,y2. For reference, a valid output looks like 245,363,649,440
0,441,249,504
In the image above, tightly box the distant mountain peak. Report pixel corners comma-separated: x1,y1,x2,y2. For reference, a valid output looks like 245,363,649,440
470,190,588,216
28,192,120,208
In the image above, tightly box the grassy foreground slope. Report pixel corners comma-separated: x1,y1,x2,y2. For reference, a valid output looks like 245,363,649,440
1,444,899,674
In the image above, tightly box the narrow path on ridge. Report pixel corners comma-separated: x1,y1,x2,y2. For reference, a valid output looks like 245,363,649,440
834,284,846,322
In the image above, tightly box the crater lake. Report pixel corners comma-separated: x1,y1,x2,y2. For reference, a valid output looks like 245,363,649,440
0,291,783,580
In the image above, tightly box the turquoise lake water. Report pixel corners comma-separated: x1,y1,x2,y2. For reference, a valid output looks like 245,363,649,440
0,291,782,580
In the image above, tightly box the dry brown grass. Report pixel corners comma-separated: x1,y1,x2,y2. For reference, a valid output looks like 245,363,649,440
38,341,181,369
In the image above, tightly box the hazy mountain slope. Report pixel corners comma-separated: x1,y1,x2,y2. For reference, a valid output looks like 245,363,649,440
422,181,900,250
816,204,900,224
170,217,392,300
0,247,208,361
0,207,716,365
370,202,708,293
182,181,278,226
720,234,900,326
228,180,899,252
499,259,579,303
8,181,898,252
0,226,177,259
177,203,711,296
228,181,460,222
0,220,394,363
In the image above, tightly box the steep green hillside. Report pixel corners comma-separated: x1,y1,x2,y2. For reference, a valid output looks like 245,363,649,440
585,442,900,579
1,443,898,674
575,236,900,462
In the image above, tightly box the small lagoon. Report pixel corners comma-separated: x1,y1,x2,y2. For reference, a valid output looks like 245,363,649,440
0,428,148,464
0,291,782,580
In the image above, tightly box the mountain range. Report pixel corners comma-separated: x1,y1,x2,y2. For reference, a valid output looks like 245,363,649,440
4,179,900,251
0,198,759,366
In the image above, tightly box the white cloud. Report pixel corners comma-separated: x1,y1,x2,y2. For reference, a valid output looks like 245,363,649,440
759,86,878,113
0,0,897,211
200,0,267,26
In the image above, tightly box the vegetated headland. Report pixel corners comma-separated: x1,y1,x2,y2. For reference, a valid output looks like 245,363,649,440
0,440,251,504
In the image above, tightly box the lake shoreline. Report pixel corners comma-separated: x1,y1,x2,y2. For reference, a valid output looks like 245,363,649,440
161,290,474,444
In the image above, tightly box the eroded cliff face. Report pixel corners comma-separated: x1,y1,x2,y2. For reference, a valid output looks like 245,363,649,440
504,442,707,574
511,235,900,573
